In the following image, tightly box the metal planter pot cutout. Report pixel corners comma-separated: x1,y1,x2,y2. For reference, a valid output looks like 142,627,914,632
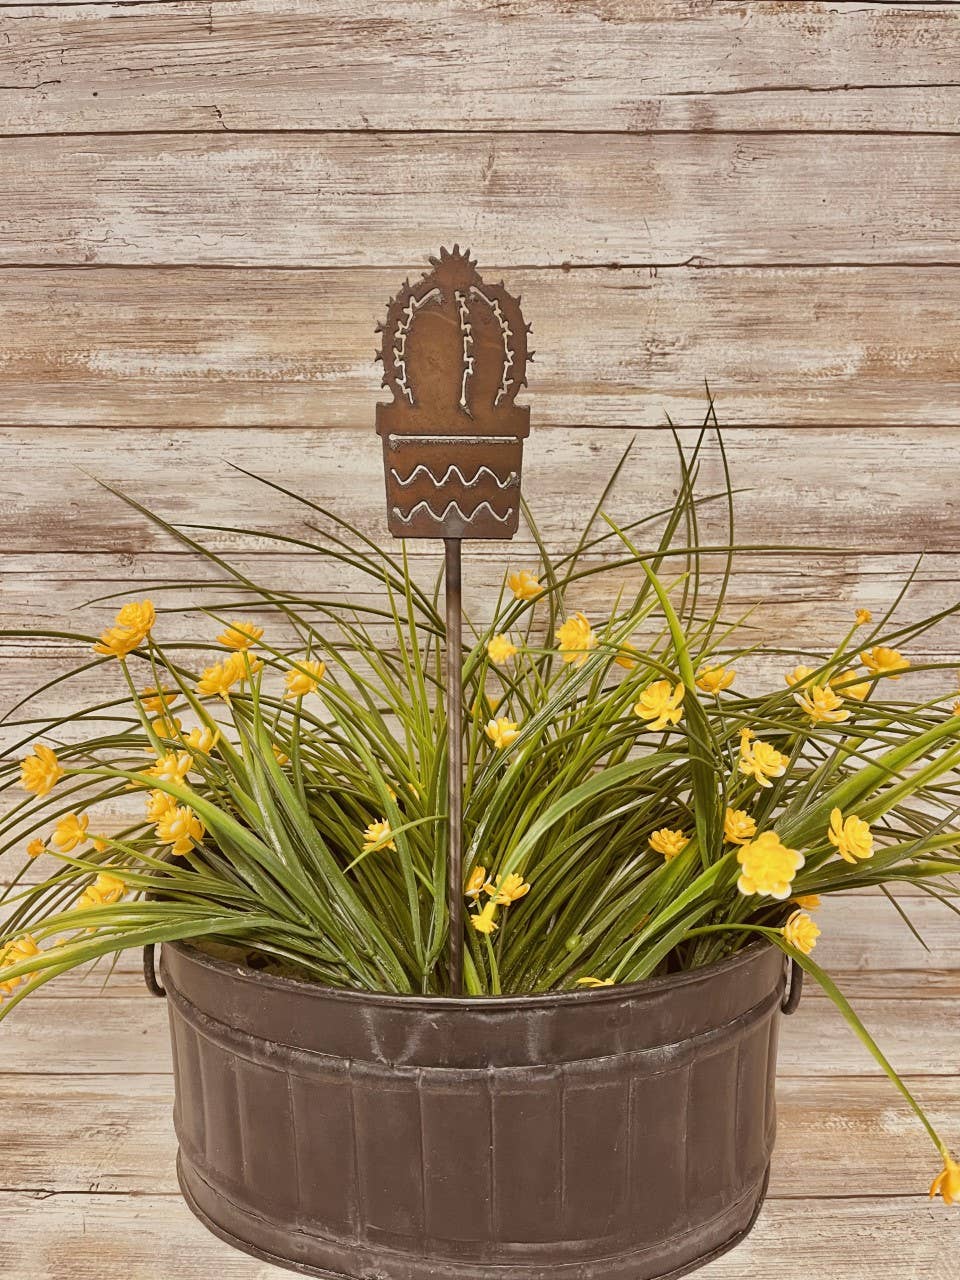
151,250,800,1279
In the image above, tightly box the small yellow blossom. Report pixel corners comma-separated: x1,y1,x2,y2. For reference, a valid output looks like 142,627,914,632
19,743,63,798
930,1154,960,1206
150,714,183,741
484,872,531,905
737,734,789,788
77,872,126,911
52,813,89,853
145,788,179,822
362,820,395,853
26,837,46,858
648,828,689,861
507,570,541,602
465,866,487,899
216,619,264,650
614,642,638,670
855,608,873,626
272,743,290,766
793,893,822,911
736,831,805,900
794,683,850,725
91,836,109,854
0,935,40,994
830,670,870,701
486,717,521,749
634,680,685,732
94,599,156,658
860,646,910,679
149,751,192,785
140,686,176,716
196,654,242,698
953,699,960,718
723,808,757,846
696,665,735,695
783,909,821,955
557,612,597,666
576,976,615,989
784,664,814,688
184,725,220,754
156,805,205,856
827,808,874,863
470,900,499,935
284,659,327,699
487,634,518,665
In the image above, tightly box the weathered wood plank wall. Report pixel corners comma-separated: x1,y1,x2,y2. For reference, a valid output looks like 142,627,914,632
2,3,959,1276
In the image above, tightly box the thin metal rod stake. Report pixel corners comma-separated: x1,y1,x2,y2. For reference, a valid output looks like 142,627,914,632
444,537,464,994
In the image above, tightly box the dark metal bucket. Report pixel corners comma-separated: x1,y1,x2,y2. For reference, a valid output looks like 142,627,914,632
159,940,788,1280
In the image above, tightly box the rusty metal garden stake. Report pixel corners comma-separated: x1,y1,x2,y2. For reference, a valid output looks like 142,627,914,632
375,247,531,990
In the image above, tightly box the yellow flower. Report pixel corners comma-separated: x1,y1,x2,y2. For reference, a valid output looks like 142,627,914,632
140,686,176,716
827,808,874,863
557,612,597,666
738,734,789,789
362,820,395,853
783,909,821,955
487,634,518,665
507,570,541,602
860,646,910,679
484,872,531,905
272,743,290,766
634,680,685,731
794,683,850,724
696,665,735,694
155,805,205,856
953,699,960,718
465,866,487,899
284,659,327,699
793,893,822,911
486,717,521,749
648,828,689,861
26,837,46,858
830,670,870,701
52,812,89,853
930,1154,960,1206
19,743,63,798
149,751,192,785
614,642,638,670
0,935,40,994
736,831,805,899
576,976,614,989
94,599,156,658
184,725,220,754
146,789,178,822
216,619,264,650
470,900,499,935
723,808,757,846
77,872,126,911
784,664,814,688
855,608,873,625
196,654,242,698
150,714,183,741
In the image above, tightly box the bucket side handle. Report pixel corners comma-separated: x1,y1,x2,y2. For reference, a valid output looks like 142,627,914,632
781,955,803,1014
143,943,166,998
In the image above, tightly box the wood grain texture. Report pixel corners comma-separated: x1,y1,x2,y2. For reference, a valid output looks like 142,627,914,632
3,266,960,427
6,1,960,137
5,133,960,268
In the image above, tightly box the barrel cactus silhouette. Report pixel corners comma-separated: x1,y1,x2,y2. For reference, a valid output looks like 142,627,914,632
375,246,532,539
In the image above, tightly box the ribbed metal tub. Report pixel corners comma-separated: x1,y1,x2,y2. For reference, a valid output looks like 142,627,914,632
160,940,786,1280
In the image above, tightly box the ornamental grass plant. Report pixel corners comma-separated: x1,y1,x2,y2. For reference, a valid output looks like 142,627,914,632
2,423,959,1203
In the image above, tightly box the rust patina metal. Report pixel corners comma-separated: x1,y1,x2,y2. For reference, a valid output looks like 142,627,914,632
375,247,531,990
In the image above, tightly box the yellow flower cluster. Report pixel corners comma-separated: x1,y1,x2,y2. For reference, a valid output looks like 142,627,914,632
52,813,89,853
485,717,520,749
507,570,541,601
487,634,518,665
827,807,874,863
362,820,396,854
634,680,684,732
0,935,40,995
149,751,192,786
94,600,156,659
737,730,788,788
77,872,126,912
216,619,264,650
19,743,63,798
930,1154,960,1206
197,651,262,698
736,832,805,900
284,660,326,699
696,665,735,694
557,612,597,666
723,807,757,846
156,806,205,856
465,868,530,935
648,828,689,861
783,909,820,955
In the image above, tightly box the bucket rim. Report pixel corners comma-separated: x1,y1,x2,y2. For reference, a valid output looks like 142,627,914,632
164,936,779,1013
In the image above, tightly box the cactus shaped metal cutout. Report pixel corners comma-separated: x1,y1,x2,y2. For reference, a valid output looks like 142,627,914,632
376,246,531,539
375,248,532,992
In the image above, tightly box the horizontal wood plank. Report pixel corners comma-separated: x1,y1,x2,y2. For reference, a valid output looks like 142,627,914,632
4,133,960,267
6,1,960,137
0,1191,953,1277
3,267,960,427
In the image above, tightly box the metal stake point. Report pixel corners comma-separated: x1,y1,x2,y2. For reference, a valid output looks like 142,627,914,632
444,538,464,993
374,247,531,995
